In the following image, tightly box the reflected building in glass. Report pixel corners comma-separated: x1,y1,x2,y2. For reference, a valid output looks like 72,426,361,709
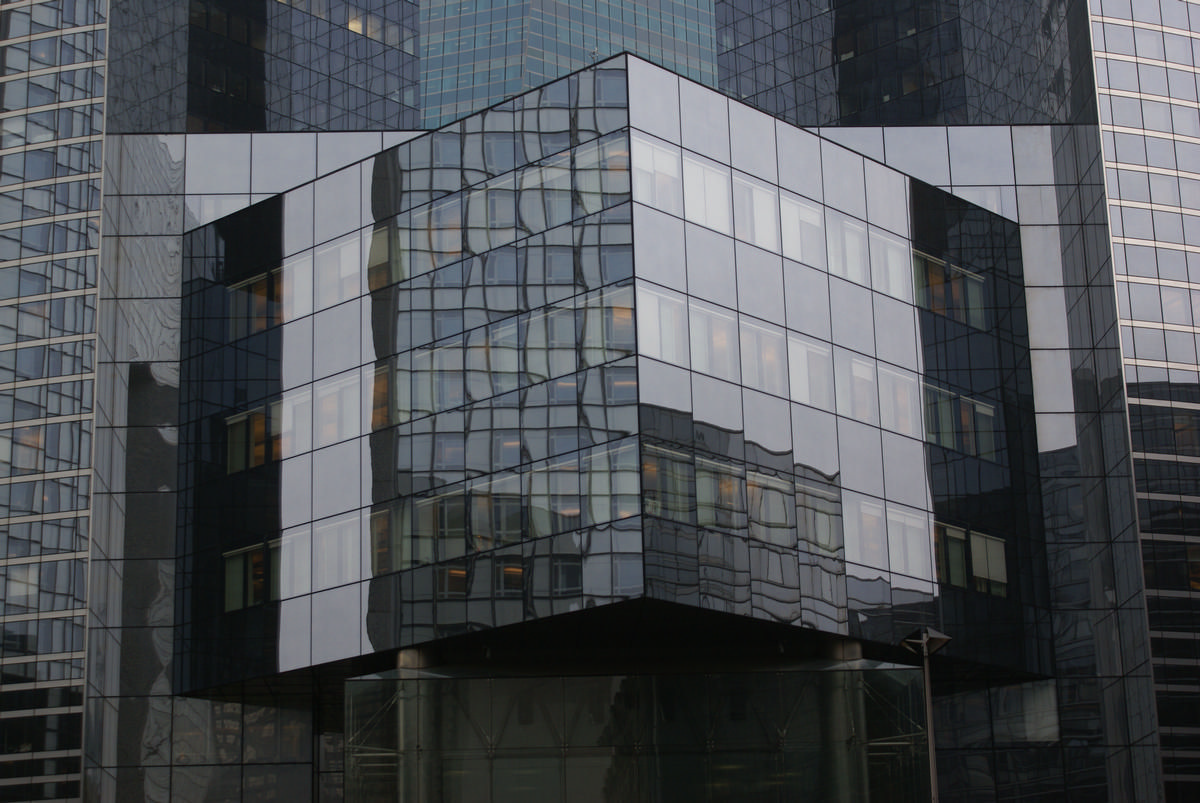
60,0,1200,802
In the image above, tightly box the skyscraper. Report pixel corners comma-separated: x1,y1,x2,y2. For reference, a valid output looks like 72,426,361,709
1,0,1197,801
0,1,106,800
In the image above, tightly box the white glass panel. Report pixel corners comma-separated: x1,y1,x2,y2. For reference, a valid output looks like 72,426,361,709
733,172,780,252
682,153,732,235
787,332,834,411
631,133,683,216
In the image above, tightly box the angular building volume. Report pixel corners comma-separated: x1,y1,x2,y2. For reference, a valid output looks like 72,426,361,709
0,0,1197,801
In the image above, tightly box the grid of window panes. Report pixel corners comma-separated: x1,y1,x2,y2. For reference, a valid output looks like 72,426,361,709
626,65,1034,645
177,65,645,680
420,0,716,128
1092,1,1200,797
0,0,105,798
186,0,420,132
714,0,1084,128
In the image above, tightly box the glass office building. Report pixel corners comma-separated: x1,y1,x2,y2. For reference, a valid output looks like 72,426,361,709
0,0,106,800
87,50,1159,800
1,0,1196,800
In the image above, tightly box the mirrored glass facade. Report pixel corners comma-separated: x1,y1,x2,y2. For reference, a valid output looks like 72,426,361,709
52,0,1200,800
85,55,1164,802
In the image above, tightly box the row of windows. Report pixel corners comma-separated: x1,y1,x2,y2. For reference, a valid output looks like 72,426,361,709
934,522,1007,597
203,143,630,351
0,103,101,150
632,132,991,329
0,177,100,225
0,516,86,558
225,536,639,613
369,133,630,288
0,139,101,187
0,67,103,114
222,438,640,607
0,255,94,299
0,214,97,260
0,473,88,518
638,282,1000,458
0,0,102,40
0,293,94,342
225,290,635,471
0,615,83,660
0,558,85,616
642,442,841,553
0,420,91,477
0,27,103,76
0,378,90,423
0,339,92,384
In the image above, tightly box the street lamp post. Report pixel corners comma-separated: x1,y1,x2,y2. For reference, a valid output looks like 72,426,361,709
902,627,952,803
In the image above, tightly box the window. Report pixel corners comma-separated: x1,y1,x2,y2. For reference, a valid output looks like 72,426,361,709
552,556,583,596
733,172,780,252
844,493,887,569
971,531,1007,596
827,210,869,285
835,351,878,424
797,474,841,552
580,439,640,524
690,299,739,383
642,443,695,524
637,284,689,368
495,556,524,596
313,514,359,590
913,250,987,329
696,456,746,532
518,154,572,232
780,191,825,268
487,319,521,395
740,318,788,397
528,458,581,538
228,270,281,340
278,391,311,457
574,132,630,216
869,228,913,302
682,153,732,234
313,232,361,310
935,522,1008,597
223,541,279,612
886,504,932,580
924,384,999,461
313,372,359,447
601,288,635,356
632,133,683,215
934,524,967,588
878,366,922,437
433,432,466,470
471,475,524,550
525,305,576,383
367,222,398,291
226,407,277,473
748,471,795,546
416,492,467,562
788,333,834,411
604,365,638,404
437,565,469,598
